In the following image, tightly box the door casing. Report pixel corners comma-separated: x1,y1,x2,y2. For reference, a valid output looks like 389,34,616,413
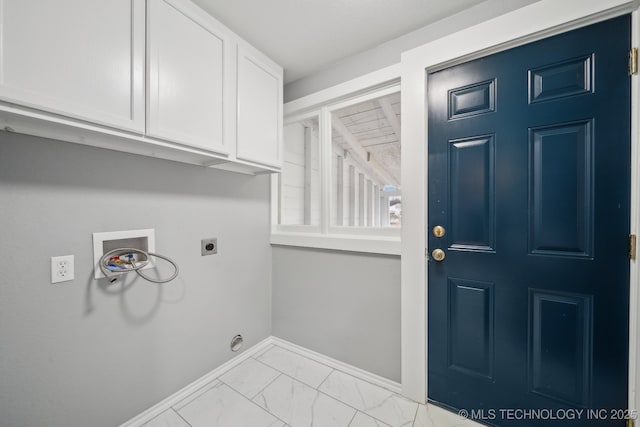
400,0,640,414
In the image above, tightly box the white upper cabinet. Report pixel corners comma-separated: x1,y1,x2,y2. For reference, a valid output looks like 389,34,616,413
147,0,230,155
0,0,283,173
0,0,145,133
235,44,283,169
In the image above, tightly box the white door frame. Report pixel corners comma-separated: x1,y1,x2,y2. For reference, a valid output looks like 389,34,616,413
400,0,640,411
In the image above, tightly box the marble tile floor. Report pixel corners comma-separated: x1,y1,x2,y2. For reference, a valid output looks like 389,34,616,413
142,344,481,427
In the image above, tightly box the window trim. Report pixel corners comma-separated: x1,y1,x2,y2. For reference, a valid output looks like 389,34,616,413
271,233,400,256
325,84,401,116
272,67,402,255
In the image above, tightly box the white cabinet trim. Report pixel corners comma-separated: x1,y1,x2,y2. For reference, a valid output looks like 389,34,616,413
235,43,283,168
0,103,229,166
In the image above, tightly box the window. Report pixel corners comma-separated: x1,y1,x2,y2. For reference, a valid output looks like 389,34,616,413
272,83,401,254
331,91,401,228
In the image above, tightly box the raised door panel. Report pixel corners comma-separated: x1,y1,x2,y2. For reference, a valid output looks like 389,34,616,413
0,0,145,132
448,135,495,252
448,279,495,380
236,44,283,168
529,290,592,407
528,121,593,257
147,0,229,154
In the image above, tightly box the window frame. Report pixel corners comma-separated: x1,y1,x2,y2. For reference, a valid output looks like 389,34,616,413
326,84,402,236
271,69,401,255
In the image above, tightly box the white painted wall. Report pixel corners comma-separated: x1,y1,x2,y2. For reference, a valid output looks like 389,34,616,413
0,133,272,427
281,121,320,225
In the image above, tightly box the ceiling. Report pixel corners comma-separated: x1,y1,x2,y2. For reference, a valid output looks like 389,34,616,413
332,92,401,188
191,0,488,84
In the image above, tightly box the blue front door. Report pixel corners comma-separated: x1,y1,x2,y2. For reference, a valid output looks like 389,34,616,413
427,16,631,426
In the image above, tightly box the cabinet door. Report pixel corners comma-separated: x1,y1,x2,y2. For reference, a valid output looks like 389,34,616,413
236,44,283,168
147,0,230,154
0,0,145,132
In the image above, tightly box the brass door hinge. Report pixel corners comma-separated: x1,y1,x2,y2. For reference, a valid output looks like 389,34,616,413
630,48,638,75
630,234,637,260
627,418,635,427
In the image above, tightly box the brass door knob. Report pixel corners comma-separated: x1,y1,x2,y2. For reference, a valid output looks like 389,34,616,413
432,248,446,262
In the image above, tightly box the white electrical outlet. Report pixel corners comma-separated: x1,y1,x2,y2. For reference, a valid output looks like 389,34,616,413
51,255,74,283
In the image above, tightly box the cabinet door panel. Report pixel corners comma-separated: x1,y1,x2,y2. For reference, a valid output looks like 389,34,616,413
147,0,228,154
236,45,282,168
0,0,144,132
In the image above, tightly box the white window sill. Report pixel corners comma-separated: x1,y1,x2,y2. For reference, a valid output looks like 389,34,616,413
270,232,401,255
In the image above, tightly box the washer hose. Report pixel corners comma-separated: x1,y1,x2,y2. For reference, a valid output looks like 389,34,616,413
99,247,179,284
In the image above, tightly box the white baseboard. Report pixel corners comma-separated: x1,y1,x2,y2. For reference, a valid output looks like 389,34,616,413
119,337,273,427
120,336,402,426
270,336,402,394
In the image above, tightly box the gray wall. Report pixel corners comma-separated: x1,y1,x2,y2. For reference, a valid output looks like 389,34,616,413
0,133,272,427
272,246,401,382
284,0,540,102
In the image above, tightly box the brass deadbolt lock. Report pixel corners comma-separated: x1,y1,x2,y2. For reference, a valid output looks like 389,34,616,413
433,226,446,238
